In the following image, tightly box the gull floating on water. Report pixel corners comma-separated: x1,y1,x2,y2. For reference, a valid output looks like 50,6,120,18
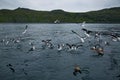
28,42,36,51
42,39,54,49
66,43,77,51
57,44,65,51
110,33,120,42
91,45,104,56
73,65,82,76
6,64,15,73
66,43,82,51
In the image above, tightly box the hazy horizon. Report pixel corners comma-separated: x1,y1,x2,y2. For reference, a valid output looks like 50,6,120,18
0,6,120,13
0,0,120,12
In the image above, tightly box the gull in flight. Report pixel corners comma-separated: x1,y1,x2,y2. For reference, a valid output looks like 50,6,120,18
22,25,28,34
71,30,86,43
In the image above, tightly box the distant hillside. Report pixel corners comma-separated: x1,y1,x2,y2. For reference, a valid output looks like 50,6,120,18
0,7,120,23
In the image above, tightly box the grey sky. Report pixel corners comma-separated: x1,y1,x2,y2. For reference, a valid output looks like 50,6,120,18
0,0,120,12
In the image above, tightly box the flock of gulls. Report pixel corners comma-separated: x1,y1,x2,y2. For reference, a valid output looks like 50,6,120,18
0,22,120,78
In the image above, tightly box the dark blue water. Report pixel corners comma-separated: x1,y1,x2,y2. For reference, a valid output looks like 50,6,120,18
0,23,120,80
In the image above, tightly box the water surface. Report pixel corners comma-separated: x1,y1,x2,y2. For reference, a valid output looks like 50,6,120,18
0,23,120,80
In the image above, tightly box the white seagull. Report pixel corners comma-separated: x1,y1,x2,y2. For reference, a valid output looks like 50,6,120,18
22,25,28,34
71,30,86,43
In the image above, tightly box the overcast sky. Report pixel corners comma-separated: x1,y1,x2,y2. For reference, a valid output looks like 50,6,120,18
0,0,120,12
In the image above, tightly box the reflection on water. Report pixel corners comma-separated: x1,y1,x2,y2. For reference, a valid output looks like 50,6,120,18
0,23,120,80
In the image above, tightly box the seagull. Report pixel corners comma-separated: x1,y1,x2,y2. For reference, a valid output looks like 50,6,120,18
66,43,82,51
66,43,74,50
110,33,120,42
57,44,63,51
42,39,51,44
96,47,104,56
29,46,35,51
47,42,54,49
104,41,110,46
13,38,20,43
84,32,90,37
94,32,100,39
71,30,86,43
28,42,35,51
41,39,54,49
6,64,15,73
22,25,28,34
9,67,15,73
73,65,82,76
91,45,104,56
5,41,9,45
6,64,12,67
81,28,92,38
82,28,92,34
81,21,86,27
81,21,92,37
94,32,103,43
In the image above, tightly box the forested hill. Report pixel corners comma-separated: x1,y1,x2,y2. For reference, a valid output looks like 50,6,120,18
0,7,120,23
